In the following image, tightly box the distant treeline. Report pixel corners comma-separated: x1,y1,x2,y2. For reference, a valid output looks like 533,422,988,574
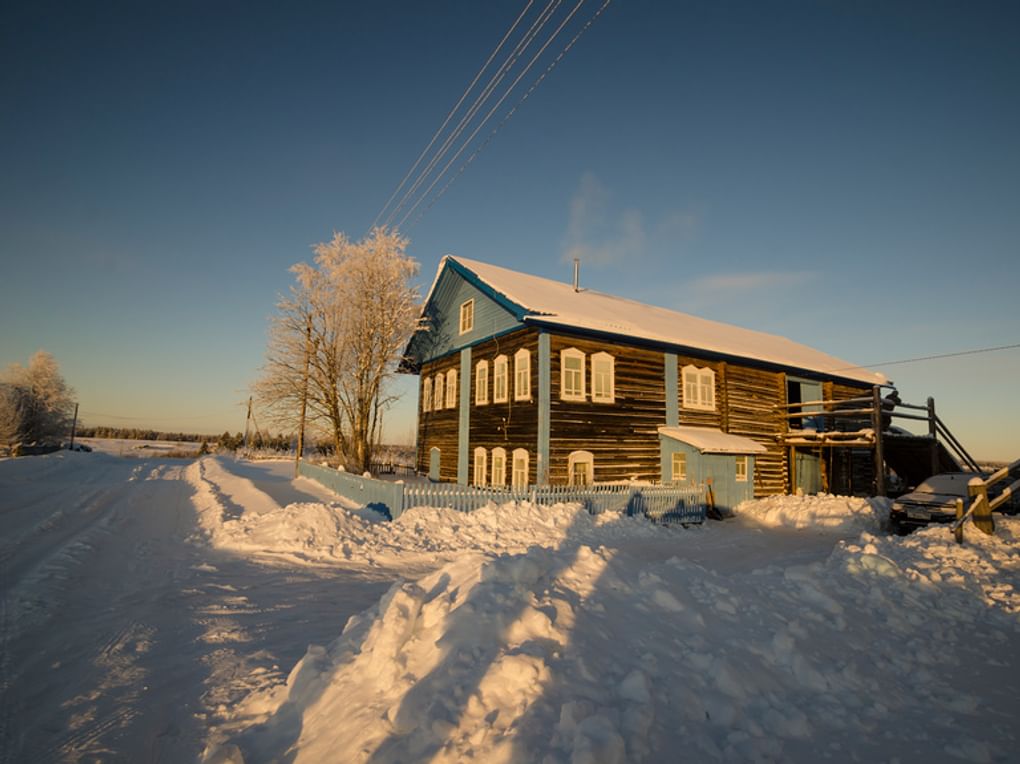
77,426,292,451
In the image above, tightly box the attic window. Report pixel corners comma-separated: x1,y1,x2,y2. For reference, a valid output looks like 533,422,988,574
459,299,474,334
682,365,716,411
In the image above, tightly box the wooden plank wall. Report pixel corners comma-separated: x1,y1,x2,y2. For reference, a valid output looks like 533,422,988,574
724,365,788,496
415,355,463,482
468,329,539,485
549,333,665,484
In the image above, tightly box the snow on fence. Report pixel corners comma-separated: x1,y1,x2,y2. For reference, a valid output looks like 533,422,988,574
299,462,705,523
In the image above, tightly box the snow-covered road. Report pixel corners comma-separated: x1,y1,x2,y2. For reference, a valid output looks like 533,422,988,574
1,454,395,763
4,452,1019,763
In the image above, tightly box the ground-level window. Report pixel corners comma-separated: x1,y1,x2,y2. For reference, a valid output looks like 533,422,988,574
514,348,531,401
491,447,507,487
735,455,748,482
591,352,615,403
446,368,457,409
567,450,594,486
459,298,474,334
493,355,508,402
422,376,432,412
475,360,489,405
512,448,529,489
473,447,487,487
682,364,715,411
561,348,585,401
671,451,687,482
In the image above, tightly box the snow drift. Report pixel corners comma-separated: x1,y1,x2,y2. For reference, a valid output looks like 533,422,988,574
202,469,1020,763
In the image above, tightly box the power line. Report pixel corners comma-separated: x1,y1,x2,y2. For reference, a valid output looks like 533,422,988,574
383,0,562,230
833,343,1020,373
411,0,614,227
396,0,589,230
370,0,536,231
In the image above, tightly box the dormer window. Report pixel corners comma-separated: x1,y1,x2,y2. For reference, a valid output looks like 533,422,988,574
459,299,474,334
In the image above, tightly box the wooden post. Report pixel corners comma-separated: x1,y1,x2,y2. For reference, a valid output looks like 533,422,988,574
927,397,938,476
68,402,79,450
970,479,995,535
872,386,886,497
954,497,964,544
296,317,312,478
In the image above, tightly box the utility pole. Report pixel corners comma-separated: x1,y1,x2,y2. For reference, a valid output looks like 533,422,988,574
68,402,79,450
295,317,312,478
243,396,252,454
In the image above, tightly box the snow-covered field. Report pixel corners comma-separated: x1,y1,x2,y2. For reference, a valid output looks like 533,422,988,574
2,454,1018,763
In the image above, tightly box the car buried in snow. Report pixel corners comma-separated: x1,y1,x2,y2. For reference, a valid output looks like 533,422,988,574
890,471,1019,534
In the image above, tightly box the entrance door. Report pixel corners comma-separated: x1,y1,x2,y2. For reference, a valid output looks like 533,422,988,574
795,449,822,494
429,447,441,482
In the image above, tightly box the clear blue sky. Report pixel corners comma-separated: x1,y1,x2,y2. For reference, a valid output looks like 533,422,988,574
2,1,1018,460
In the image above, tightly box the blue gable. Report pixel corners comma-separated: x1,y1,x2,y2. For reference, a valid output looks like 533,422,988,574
403,259,525,368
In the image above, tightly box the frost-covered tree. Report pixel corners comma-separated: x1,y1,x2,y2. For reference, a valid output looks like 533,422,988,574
255,227,421,472
1,350,76,448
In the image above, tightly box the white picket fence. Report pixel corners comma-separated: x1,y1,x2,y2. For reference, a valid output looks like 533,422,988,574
401,481,706,524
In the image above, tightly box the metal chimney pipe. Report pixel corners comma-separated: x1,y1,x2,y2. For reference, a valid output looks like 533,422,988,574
573,257,580,292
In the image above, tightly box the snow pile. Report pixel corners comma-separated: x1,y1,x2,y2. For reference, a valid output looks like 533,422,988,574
187,457,662,565
210,516,1020,763
735,492,890,534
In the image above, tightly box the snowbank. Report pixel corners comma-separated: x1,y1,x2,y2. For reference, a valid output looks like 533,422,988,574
210,512,1020,763
187,457,662,566
735,492,891,534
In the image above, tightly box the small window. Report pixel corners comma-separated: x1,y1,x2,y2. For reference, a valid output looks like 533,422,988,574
475,360,489,405
446,368,457,409
671,452,687,482
514,348,531,401
434,373,444,411
567,450,594,486
735,455,748,482
561,348,585,401
493,354,508,403
591,352,615,403
473,447,487,487
512,448,529,489
459,299,474,334
491,447,507,487
682,365,716,411
422,376,432,413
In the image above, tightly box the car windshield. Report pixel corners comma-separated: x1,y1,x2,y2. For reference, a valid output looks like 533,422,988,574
913,473,975,496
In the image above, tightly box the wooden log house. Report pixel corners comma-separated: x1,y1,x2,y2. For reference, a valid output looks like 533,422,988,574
399,256,889,502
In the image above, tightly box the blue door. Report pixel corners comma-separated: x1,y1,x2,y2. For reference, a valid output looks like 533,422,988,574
795,449,822,494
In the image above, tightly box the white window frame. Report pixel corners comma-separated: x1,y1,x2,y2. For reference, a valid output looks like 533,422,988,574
475,360,489,406
473,447,487,487
512,448,529,489
567,450,594,486
514,348,531,401
433,372,444,411
682,364,716,411
459,298,474,335
493,354,508,403
445,368,457,409
422,376,432,413
491,447,507,487
735,455,748,482
590,352,615,404
671,451,687,482
560,348,586,401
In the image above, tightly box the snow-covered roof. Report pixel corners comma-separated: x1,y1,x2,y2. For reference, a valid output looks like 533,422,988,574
438,255,886,385
658,426,768,454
